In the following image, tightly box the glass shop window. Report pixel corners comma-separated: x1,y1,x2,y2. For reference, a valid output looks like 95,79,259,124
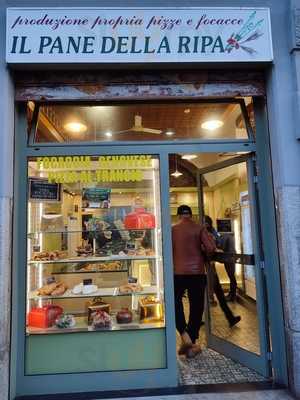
26,154,164,336
29,99,254,143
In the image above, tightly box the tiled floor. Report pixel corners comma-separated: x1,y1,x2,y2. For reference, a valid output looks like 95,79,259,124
178,296,266,385
178,348,266,385
210,300,260,354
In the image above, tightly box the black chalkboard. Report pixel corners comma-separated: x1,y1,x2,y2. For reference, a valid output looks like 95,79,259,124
216,218,233,233
29,178,60,201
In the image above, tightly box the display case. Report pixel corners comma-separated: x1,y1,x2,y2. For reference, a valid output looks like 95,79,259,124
26,155,165,335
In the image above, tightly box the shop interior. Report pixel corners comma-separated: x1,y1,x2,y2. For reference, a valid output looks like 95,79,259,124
25,99,266,384
169,152,263,385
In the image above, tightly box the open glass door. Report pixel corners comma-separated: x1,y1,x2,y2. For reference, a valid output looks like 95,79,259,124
198,154,271,377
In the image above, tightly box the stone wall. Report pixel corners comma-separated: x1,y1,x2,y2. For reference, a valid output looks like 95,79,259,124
0,198,12,400
0,4,14,399
276,186,300,396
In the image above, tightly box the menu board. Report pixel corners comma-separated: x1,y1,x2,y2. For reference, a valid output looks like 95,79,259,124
29,178,60,201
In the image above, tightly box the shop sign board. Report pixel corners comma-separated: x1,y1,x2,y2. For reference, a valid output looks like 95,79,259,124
6,7,273,64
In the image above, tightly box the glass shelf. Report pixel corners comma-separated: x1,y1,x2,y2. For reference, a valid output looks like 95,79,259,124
26,315,165,335
28,285,158,300
28,255,158,265
28,228,157,235
51,269,129,275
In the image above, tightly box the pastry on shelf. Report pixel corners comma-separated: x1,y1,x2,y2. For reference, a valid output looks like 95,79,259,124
127,249,137,256
37,281,67,296
51,283,68,296
145,248,155,256
136,248,146,256
37,282,58,296
32,250,67,261
76,244,93,257
78,264,96,272
118,283,143,294
97,261,122,271
91,310,111,330
49,251,67,260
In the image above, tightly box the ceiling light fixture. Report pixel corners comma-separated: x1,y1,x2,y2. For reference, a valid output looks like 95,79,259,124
171,155,183,178
165,130,175,136
184,108,191,114
181,154,197,161
64,122,87,134
105,131,113,137
171,170,183,178
201,120,224,131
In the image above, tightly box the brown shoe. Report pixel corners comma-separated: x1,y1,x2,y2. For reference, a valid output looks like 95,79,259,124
178,343,193,355
178,331,193,355
186,344,202,359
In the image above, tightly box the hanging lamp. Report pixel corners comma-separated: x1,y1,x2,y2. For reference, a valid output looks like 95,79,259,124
171,155,183,178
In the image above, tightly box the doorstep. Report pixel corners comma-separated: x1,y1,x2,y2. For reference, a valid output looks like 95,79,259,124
15,382,289,400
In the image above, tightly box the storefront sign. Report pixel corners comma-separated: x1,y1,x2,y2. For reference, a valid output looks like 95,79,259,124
6,7,273,63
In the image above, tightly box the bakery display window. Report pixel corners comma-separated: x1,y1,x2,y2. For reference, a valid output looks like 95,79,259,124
26,154,164,335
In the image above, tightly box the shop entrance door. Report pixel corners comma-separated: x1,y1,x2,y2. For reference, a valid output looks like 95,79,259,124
197,154,271,377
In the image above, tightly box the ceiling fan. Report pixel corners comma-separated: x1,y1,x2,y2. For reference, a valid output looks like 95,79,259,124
114,115,162,135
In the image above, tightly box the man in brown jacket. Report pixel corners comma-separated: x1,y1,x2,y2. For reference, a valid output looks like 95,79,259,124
172,205,216,358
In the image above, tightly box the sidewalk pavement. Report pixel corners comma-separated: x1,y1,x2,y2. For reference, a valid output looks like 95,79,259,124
107,390,295,400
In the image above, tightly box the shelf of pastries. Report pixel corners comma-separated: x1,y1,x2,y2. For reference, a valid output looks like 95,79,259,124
47,260,129,274
28,254,157,265
26,297,165,335
26,315,165,335
28,283,158,300
28,228,157,235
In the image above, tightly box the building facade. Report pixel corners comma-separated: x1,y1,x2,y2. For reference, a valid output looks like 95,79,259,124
1,0,300,399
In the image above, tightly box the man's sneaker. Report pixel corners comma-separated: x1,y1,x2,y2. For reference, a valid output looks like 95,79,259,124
226,293,237,302
229,315,241,328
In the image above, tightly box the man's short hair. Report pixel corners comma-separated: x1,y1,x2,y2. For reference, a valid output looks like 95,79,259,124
177,205,192,216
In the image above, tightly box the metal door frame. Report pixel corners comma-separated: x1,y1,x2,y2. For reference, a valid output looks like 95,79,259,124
197,154,271,377
10,98,288,397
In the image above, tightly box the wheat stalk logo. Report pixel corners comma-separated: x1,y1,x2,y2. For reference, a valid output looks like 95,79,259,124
226,11,264,55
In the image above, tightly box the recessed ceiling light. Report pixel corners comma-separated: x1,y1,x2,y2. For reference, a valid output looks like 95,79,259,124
171,170,183,178
166,130,175,136
182,154,197,160
64,122,87,134
201,120,224,131
184,108,190,114
105,131,113,137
